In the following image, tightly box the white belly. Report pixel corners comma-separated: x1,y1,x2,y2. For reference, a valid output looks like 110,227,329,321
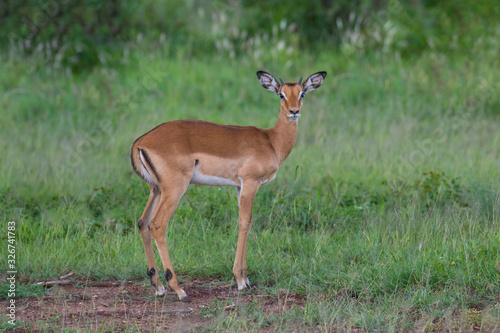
190,167,238,186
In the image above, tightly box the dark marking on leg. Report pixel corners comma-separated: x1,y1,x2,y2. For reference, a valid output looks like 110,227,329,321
240,269,243,277
148,224,161,232
137,219,144,229
165,269,173,282
147,267,156,286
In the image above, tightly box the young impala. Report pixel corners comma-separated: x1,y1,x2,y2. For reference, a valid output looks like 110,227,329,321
131,70,326,301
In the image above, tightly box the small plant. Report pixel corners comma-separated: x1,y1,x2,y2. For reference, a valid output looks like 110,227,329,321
200,297,229,318
0,282,46,300
464,308,482,327
414,170,467,208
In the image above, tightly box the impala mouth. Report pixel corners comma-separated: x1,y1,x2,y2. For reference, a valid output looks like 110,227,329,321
287,114,301,120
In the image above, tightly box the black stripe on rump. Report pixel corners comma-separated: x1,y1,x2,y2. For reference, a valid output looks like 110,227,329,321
138,148,161,183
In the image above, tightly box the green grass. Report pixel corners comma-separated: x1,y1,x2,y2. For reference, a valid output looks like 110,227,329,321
1,45,499,331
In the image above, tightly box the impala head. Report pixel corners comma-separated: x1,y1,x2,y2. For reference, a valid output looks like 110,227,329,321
256,70,327,121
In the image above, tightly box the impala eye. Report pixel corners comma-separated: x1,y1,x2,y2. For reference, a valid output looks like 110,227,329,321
300,92,305,99
279,93,286,100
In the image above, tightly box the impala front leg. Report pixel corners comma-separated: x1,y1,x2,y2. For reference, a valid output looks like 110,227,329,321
233,181,259,290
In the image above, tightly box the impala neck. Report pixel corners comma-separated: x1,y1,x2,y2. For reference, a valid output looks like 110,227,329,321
267,108,299,165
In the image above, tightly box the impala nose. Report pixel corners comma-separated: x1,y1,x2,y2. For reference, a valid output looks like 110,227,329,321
289,110,300,116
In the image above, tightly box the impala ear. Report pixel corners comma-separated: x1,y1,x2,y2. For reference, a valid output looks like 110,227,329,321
302,71,327,93
256,71,281,95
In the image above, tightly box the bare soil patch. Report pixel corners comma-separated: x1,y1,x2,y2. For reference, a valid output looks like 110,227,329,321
3,279,304,332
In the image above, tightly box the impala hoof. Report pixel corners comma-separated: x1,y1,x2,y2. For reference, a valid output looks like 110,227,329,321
176,289,189,302
236,278,251,290
155,285,166,296
180,295,191,303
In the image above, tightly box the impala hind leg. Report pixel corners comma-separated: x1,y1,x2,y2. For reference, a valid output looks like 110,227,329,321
233,181,260,290
149,181,190,301
137,186,165,295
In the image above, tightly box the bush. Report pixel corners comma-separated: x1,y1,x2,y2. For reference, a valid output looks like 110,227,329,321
2,0,498,69
2,0,196,69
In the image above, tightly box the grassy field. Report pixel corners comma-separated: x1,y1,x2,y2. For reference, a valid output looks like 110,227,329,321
1,44,499,331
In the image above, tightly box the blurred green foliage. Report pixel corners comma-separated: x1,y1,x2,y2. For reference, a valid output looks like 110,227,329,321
239,0,383,43
2,0,499,70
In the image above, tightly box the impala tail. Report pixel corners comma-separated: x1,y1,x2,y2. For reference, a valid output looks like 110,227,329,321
130,141,160,190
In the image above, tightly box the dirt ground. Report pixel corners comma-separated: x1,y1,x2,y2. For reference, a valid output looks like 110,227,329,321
3,279,305,332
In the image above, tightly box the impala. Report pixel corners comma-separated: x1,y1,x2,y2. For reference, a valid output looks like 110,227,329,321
131,70,326,301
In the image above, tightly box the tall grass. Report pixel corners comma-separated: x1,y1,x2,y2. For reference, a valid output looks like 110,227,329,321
1,46,499,330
